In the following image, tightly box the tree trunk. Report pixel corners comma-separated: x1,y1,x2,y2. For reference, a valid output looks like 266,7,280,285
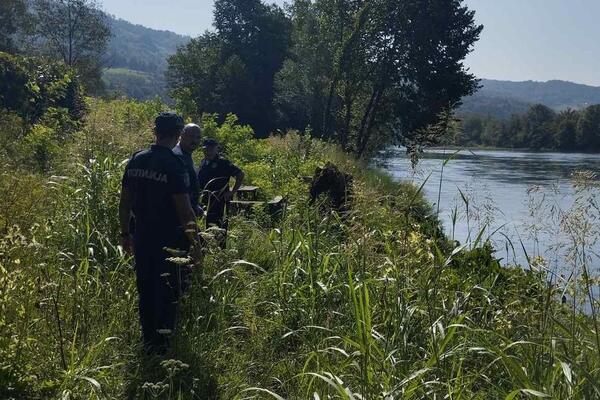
356,89,382,157
355,85,379,155
322,76,338,139
340,76,354,150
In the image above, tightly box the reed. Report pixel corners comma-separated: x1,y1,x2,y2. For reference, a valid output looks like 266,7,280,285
0,98,598,399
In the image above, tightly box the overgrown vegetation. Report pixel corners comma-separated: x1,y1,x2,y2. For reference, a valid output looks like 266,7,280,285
1,97,599,399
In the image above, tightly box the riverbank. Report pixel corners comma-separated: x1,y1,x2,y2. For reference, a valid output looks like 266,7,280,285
1,99,599,399
393,145,600,155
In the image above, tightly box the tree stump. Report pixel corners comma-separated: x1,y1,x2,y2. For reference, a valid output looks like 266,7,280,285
309,163,353,212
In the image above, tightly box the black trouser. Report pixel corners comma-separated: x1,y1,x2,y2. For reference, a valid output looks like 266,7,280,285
134,238,189,353
204,198,228,248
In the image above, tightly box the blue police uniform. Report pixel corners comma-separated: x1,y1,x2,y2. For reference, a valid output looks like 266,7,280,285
122,144,191,351
198,155,242,230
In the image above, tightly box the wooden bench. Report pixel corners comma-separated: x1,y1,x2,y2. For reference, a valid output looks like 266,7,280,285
229,196,286,216
267,195,285,216
228,200,263,215
235,185,259,201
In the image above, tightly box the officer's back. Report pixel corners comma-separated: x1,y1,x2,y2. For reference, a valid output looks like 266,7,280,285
125,145,189,245
119,111,200,354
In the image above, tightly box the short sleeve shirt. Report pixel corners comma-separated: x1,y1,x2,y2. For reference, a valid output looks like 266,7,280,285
122,145,190,244
172,144,200,207
197,156,242,200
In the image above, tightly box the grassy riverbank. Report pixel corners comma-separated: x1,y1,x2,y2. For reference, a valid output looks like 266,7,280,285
1,99,599,399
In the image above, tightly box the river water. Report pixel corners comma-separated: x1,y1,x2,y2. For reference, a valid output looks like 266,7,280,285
377,148,600,275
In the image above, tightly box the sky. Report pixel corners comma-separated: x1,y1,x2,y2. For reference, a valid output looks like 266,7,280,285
100,0,600,86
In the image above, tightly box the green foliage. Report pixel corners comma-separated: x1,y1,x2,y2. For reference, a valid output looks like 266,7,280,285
168,0,481,154
101,17,190,101
0,0,31,53
106,17,189,75
0,52,86,172
23,123,60,171
32,0,111,94
167,0,291,137
455,103,600,152
0,51,86,125
274,0,482,156
102,68,169,102
0,51,34,117
1,99,599,399
576,104,600,150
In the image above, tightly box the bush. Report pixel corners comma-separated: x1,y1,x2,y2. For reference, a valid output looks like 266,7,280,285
0,51,85,126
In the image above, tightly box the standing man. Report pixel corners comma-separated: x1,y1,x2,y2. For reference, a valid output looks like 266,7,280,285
119,112,200,354
173,123,202,215
197,138,244,246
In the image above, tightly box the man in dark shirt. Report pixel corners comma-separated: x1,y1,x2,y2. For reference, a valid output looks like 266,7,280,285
173,123,202,215
119,112,200,354
197,138,244,244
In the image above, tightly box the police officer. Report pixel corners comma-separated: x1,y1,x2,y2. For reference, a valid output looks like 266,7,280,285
119,112,200,354
173,123,202,215
198,138,244,245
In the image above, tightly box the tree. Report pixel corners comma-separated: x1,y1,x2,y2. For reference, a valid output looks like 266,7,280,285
273,0,332,138
460,115,484,146
274,0,482,156
0,51,86,126
521,104,555,149
33,0,111,93
168,0,291,137
576,104,600,151
0,0,31,53
554,109,579,151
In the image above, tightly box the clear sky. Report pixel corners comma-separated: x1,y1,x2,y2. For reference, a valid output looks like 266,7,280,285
100,0,600,86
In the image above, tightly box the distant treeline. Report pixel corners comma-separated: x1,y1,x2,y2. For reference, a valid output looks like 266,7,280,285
452,104,600,152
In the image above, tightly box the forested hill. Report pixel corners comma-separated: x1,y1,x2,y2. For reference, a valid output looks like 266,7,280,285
480,79,600,109
102,16,190,100
105,17,189,74
459,79,600,118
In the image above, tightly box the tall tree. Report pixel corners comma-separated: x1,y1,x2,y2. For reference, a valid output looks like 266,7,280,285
521,104,555,149
576,104,600,151
554,109,579,151
0,0,31,53
274,0,483,156
168,0,291,137
33,0,110,93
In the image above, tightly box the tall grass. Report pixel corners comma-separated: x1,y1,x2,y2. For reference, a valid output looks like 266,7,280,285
0,99,598,399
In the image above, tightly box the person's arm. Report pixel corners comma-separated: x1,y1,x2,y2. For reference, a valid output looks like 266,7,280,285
119,187,133,255
224,164,245,201
172,193,202,266
230,170,244,195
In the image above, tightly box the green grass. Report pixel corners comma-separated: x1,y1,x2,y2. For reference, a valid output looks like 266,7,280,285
0,98,599,399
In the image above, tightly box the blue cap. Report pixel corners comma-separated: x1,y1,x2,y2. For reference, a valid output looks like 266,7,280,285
202,138,219,148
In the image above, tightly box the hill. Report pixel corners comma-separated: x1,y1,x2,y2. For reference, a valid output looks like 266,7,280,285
102,16,190,101
459,78,600,119
479,78,600,109
459,91,532,119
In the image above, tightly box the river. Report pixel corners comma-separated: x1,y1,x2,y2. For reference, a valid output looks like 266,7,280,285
377,148,600,276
